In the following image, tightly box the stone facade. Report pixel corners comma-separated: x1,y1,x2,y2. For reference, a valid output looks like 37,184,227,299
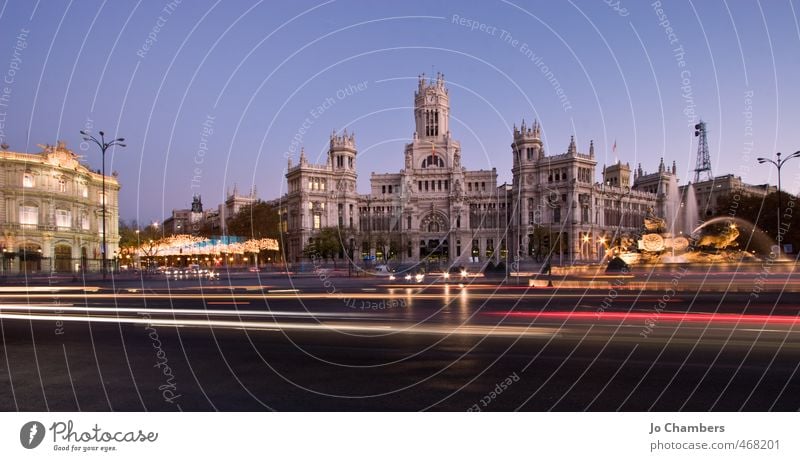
509,127,675,263
0,142,120,273
681,174,775,218
279,74,682,266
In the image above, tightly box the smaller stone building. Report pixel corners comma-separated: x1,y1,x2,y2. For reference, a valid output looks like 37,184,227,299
0,142,120,273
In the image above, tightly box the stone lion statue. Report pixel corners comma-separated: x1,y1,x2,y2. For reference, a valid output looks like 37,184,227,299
695,225,740,249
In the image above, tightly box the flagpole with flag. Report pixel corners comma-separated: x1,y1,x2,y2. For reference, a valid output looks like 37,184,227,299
612,139,618,163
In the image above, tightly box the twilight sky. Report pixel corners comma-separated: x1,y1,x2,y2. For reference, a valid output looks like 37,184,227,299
0,0,798,223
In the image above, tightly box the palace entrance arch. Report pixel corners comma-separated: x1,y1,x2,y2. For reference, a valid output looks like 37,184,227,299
419,211,450,266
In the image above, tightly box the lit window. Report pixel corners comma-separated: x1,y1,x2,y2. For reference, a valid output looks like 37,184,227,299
56,209,71,228
23,173,33,188
19,205,38,226
313,214,321,229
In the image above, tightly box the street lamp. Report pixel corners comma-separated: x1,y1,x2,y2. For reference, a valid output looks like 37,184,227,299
80,130,125,279
598,235,608,262
582,233,590,261
135,229,140,271
757,151,800,259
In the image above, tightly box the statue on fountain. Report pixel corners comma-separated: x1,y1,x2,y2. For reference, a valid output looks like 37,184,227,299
695,223,740,249
643,206,666,233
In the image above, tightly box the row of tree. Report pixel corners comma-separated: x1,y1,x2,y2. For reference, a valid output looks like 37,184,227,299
119,200,284,245
713,190,800,253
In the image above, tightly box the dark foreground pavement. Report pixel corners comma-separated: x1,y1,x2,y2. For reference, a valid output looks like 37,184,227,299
1,275,798,411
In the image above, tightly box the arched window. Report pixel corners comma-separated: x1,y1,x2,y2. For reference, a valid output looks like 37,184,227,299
421,155,444,168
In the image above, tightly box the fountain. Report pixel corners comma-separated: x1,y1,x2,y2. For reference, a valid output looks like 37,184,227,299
665,176,681,236
597,170,777,271
688,216,773,261
606,209,771,271
682,182,698,236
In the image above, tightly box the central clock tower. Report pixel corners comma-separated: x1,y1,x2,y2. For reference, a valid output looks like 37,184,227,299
414,72,449,140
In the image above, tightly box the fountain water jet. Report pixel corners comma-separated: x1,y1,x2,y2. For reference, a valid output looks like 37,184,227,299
665,177,681,236
682,182,698,236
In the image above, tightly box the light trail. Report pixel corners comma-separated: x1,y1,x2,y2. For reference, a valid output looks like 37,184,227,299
0,291,687,301
0,311,560,338
0,304,385,318
484,310,800,325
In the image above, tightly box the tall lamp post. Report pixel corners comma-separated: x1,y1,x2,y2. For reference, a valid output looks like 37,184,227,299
80,130,125,279
757,151,800,259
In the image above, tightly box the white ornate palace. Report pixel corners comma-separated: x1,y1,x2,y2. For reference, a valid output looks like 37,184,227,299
279,73,680,266
0,142,119,273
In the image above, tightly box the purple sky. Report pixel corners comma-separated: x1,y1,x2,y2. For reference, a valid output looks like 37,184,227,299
0,0,798,223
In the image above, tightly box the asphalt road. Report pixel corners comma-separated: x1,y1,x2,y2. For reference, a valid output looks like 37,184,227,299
1,271,799,411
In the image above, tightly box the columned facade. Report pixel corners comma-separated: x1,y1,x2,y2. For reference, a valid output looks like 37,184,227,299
0,142,120,273
281,73,678,267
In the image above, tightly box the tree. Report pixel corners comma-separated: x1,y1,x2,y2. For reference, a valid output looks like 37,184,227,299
526,225,551,262
712,190,800,255
118,220,162,251
373,231,399,262
302,227,345,264
227,201,281,240
118,220,139,251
